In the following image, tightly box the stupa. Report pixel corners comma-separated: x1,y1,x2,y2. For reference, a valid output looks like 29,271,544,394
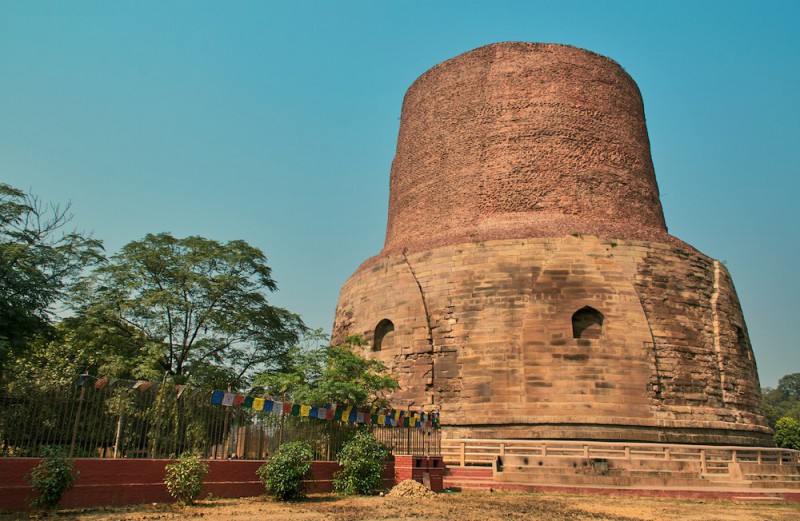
332,42,770,446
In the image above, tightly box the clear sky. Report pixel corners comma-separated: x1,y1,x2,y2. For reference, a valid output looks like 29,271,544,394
1,1,797,387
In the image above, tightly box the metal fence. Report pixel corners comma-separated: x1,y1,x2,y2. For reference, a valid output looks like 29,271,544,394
0,377,440,460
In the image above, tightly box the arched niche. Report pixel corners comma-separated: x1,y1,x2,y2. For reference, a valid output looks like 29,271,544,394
572,306,604,339
373,319,395,351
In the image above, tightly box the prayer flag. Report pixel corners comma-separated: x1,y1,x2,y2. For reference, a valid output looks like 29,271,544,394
94,377,109,390
300,404,311,417
378,414,386,425
272,401,283,414
356,412,365,423
222,392,235,406
334,408,343,421
263,400,274,413
291,404,301,416
349,409,358,423
233,394,245,407
253,397,265,411
282,402,292,414
310,406,320,418
211,390,224,405
243,396,254,409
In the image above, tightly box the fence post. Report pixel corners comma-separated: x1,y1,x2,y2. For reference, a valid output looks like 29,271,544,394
583,445,589,458
69,382,86,458
460,442,466,467
664,447,670,461
500,443,505,457
700,449,707,474
113,412,124,459
625,446,631,460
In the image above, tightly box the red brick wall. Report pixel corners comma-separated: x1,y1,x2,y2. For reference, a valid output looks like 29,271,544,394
384,42,670,257
0,458,395,511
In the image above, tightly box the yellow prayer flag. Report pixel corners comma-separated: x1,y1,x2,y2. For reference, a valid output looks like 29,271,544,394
378,414,385,424
300,404,311,417
253,397,265,411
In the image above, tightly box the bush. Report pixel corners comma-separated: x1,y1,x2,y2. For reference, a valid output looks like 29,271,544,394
26,448,79,509
774,417,800,450
258,441,314,501
164,453,210,505
333,430,390,495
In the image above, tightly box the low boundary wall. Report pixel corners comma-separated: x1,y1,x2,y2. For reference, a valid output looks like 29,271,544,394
0,458,395,511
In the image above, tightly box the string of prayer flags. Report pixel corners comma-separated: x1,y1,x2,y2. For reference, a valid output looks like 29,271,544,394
207,388,440,430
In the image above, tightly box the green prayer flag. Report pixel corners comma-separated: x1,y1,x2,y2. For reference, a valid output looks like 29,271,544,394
291,403,301,416
243,396,254,409
334,408,343,421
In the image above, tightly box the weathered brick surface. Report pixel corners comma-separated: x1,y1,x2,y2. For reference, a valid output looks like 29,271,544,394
383,42,678,258
332,43,770,446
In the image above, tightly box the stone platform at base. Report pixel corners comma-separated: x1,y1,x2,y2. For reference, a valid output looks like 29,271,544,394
441,439,800,503
444,466,800,504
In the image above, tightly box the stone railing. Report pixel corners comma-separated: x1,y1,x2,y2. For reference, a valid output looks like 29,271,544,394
442,438,800,472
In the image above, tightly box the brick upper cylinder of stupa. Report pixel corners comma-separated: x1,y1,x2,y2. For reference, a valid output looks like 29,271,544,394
383,42,671,254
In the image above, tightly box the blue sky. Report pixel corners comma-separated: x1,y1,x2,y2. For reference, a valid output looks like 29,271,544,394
1,1,797,387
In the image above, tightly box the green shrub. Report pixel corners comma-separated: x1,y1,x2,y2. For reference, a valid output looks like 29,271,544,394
26,448,79,509
775,417,800,450
333,430,390,495
164,453,210,505
258,441,314,501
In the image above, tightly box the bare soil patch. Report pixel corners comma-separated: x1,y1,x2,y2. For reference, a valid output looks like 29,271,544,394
2,491,799,521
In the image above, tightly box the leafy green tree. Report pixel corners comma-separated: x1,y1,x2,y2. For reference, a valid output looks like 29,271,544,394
762,372,800,429
256,334,399,408
774,417,800,450
254,328,327,399
0,184,102,376
77,233,305,386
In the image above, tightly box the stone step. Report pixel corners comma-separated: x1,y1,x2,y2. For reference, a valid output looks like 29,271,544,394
746,474,800,481
731,495,787,504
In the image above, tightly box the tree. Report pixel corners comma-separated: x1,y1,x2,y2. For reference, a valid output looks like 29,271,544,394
0,184,103,375
257,334,399,408
774,417,800,450
762,372,800,429
78,233,305,386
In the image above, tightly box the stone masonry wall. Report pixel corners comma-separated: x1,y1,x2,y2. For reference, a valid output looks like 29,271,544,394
332,236,771,446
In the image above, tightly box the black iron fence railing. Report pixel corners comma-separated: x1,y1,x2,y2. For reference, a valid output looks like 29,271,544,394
0,378,440,460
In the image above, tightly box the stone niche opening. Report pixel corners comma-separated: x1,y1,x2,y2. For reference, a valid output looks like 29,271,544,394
373,319,395,351
572,306,604,339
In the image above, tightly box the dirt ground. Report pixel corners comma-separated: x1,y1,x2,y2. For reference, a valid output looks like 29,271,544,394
3,491,800,521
